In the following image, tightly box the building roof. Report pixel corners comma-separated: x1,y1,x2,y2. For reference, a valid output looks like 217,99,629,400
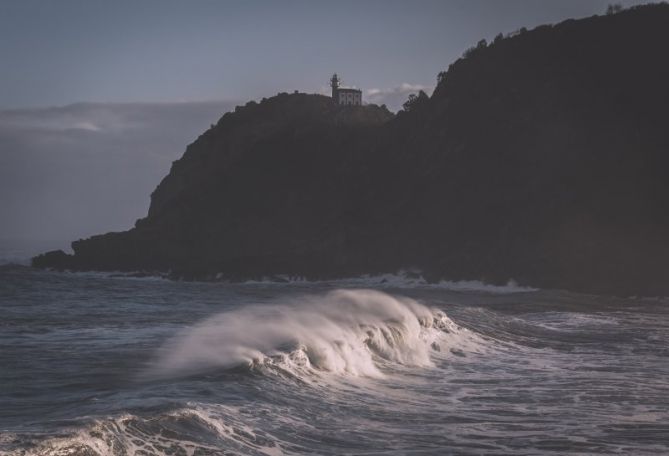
337,87,362,93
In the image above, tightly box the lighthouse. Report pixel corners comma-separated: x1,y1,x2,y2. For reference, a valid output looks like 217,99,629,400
330,73,362,106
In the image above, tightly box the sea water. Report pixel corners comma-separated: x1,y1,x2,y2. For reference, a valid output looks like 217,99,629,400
1,265,668,455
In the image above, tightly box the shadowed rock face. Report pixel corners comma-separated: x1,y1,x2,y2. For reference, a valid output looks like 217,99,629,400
34,4,669,296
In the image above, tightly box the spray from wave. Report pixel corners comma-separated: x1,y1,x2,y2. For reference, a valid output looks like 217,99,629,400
147,289,476,380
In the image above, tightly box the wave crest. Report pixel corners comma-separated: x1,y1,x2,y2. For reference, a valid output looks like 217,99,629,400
148,289,467,379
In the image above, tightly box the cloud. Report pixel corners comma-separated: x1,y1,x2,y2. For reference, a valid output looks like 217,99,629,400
71,121,102,132
365,83,433,112
0,100,239,247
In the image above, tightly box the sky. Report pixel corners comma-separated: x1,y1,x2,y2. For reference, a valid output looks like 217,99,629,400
0,0,650,109
0,0,652,254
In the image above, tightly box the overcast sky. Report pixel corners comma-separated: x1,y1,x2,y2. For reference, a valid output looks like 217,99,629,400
0,0,650,108
0,0,652,255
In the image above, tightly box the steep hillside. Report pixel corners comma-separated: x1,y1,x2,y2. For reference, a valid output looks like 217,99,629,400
34,4,669,295
366,3,669,294
34,94,395,279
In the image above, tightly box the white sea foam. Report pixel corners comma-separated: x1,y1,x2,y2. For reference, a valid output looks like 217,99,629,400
240,272,538,294
147,289,475,380
8,405,284,456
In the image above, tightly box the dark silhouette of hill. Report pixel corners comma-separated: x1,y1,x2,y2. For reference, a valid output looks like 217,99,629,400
34,4,669,295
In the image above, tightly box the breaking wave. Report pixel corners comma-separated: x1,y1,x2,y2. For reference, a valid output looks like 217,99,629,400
7,290,489,456
147,289,481,380
4,405,285,456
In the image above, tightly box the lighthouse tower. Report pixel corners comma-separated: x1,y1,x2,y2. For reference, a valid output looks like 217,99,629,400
330,73,341,99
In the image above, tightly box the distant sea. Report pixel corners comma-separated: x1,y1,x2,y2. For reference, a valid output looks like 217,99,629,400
1,253,668,454
0,239,71,266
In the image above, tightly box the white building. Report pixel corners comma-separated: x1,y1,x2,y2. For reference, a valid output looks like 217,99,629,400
330,74,362,106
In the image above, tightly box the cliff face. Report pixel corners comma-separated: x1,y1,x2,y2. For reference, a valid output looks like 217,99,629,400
34,4,669,295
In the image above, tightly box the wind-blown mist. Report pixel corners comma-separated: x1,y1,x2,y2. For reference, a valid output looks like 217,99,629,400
0,101,237,253
148,289,471,380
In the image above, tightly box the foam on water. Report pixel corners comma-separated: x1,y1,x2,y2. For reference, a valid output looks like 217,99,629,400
240,272,538,293
7,405,285,456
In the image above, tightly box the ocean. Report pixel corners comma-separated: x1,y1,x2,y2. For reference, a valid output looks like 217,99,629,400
1,265,668,455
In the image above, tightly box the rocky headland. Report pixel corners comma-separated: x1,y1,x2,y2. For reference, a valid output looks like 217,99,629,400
34,4,669,296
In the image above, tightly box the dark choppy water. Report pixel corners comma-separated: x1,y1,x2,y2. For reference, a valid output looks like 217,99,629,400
1,266,668,455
